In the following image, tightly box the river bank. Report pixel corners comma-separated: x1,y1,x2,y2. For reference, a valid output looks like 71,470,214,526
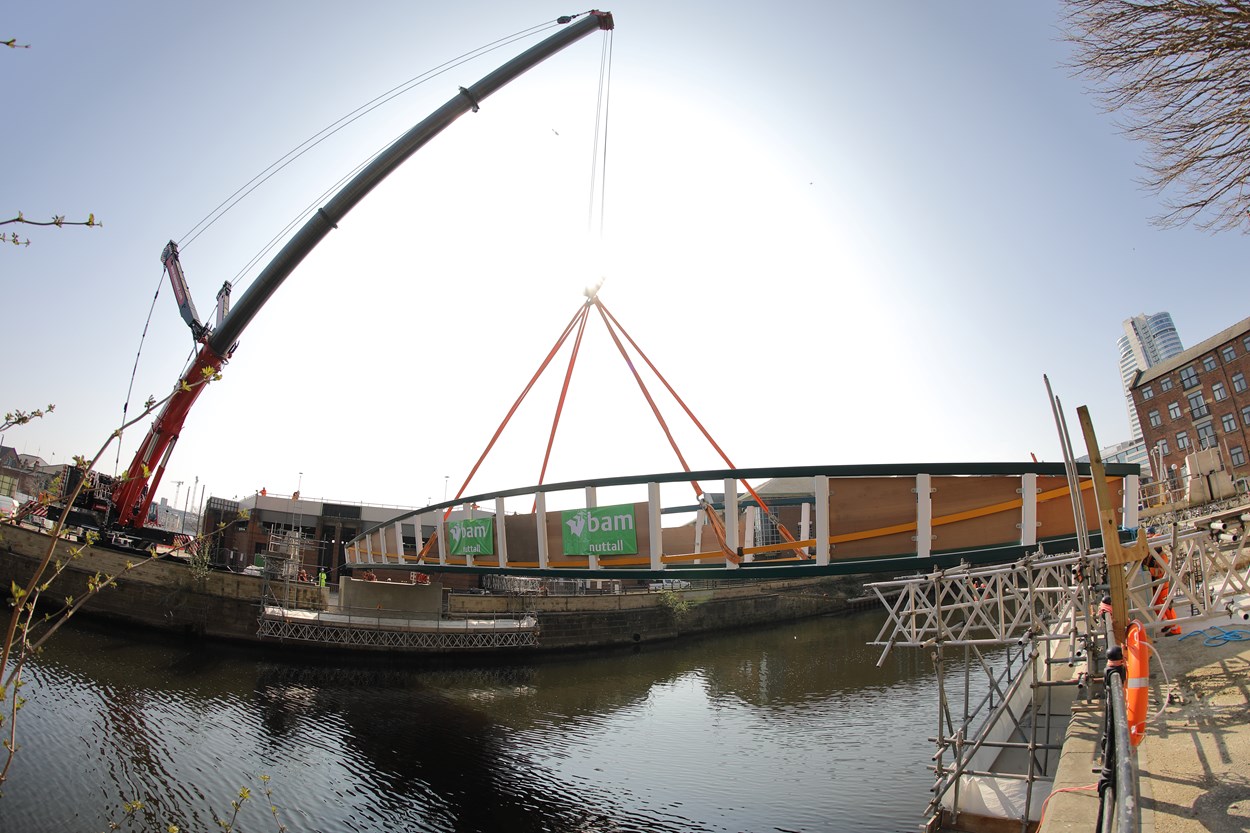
0,523,870,655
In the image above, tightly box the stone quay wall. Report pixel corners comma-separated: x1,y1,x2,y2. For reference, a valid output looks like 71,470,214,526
2,524,871,652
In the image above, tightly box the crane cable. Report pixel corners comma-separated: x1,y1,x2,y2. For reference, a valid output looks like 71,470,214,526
113,266,168,477
114,268,199,480
533,302,592,510
416,302,589,560
595,299,806,558
179,18,562,256
120,18,568,482
592,299,697,490
588,24,613,236
591,302,744,561
421,21,615,552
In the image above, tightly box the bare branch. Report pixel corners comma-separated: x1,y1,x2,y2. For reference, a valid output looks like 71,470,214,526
1064,0,1250,231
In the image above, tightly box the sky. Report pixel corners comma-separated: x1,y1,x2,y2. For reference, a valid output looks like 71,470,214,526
4,1,1247,513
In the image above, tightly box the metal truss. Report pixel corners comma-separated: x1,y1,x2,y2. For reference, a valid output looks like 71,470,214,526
257,614,539,651
870,531,1250,655
1123,530,1250,629
869,552,1093,656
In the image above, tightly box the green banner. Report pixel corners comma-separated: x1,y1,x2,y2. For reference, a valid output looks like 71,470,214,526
561,504,638,555
447,517,494,556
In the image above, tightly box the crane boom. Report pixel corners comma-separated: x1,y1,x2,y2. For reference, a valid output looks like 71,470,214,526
112,11,615,529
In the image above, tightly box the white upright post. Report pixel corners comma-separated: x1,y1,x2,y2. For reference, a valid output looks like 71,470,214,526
915,473,933,558
1122,474,1140,530
648,482,663,570
815,476,830,567
694,509,704,562
437,520,447,565
536,492,550,569
800,501,811,556
585,486,599,571
393,521,405,565
495,497,508,567
1021,473,1039,547
724,478,739,569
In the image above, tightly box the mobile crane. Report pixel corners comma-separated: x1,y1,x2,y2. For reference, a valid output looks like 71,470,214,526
90,11,615,544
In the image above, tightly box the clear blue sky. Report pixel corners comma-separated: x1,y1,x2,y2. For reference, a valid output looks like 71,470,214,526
4,2,1245,509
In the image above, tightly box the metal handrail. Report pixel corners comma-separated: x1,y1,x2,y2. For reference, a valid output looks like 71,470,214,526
1098,617,1140,833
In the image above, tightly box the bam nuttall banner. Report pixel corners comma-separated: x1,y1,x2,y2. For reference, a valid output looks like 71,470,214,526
447,517,494,556
562,504,638,555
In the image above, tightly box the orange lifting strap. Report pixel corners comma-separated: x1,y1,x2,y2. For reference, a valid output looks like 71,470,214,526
419,294,805,563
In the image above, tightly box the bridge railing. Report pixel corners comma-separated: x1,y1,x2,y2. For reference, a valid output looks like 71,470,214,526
342,462,1139,579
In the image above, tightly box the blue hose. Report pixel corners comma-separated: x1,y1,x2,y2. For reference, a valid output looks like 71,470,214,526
1178,625,1250,647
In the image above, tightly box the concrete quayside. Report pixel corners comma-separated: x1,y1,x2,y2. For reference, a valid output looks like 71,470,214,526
0,520,865,655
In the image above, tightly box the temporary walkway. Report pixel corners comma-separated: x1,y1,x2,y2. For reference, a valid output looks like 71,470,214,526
257,605,538,651
866,500,1250,832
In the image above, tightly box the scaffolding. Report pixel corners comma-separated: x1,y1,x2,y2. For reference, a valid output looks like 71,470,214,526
259,528,322,610
868,514,1250,832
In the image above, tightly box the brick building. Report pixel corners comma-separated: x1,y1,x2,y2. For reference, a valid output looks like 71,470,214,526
1130,315,1250,496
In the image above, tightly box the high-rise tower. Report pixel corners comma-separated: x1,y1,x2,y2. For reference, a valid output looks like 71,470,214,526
1117,312,1184,442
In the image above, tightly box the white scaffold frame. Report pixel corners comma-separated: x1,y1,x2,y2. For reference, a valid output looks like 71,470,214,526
867,523,1250,831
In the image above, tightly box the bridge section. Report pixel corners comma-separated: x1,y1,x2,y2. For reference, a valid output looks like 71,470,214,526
343,462,1140,580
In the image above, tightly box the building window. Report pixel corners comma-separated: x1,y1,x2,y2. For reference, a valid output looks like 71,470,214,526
1142,385,1154,400
1181,366,1200,389
1244,335,1250,352
1213,381,1228,401
1203,355,1218,372
1223,345,1237,362
1158,439,1170,456
1148,409,1162,427
1244,405,1250,426
1160,377,1174,392
1177,431,1190,450
1198,423,1217,449
1233,446,1247,467
1168,401,1182,420
1234,372,1247,394
1223,413,1237,433
1188,392,1209,419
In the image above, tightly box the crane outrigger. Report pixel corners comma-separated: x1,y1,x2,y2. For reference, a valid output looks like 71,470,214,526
108,11,615,536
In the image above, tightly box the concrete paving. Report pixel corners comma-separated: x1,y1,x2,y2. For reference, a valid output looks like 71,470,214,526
1041,615,1250,832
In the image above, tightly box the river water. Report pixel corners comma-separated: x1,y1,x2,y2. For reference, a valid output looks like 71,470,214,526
3,610,939,833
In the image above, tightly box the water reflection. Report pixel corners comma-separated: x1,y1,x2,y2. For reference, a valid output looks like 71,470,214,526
5,611,936,833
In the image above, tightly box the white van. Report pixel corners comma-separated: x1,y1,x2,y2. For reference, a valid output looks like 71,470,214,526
0,496,20,519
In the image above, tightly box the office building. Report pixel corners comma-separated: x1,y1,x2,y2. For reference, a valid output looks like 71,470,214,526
1118,312,1185,443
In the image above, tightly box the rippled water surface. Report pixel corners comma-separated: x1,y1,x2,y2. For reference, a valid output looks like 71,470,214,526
3,611,937,832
